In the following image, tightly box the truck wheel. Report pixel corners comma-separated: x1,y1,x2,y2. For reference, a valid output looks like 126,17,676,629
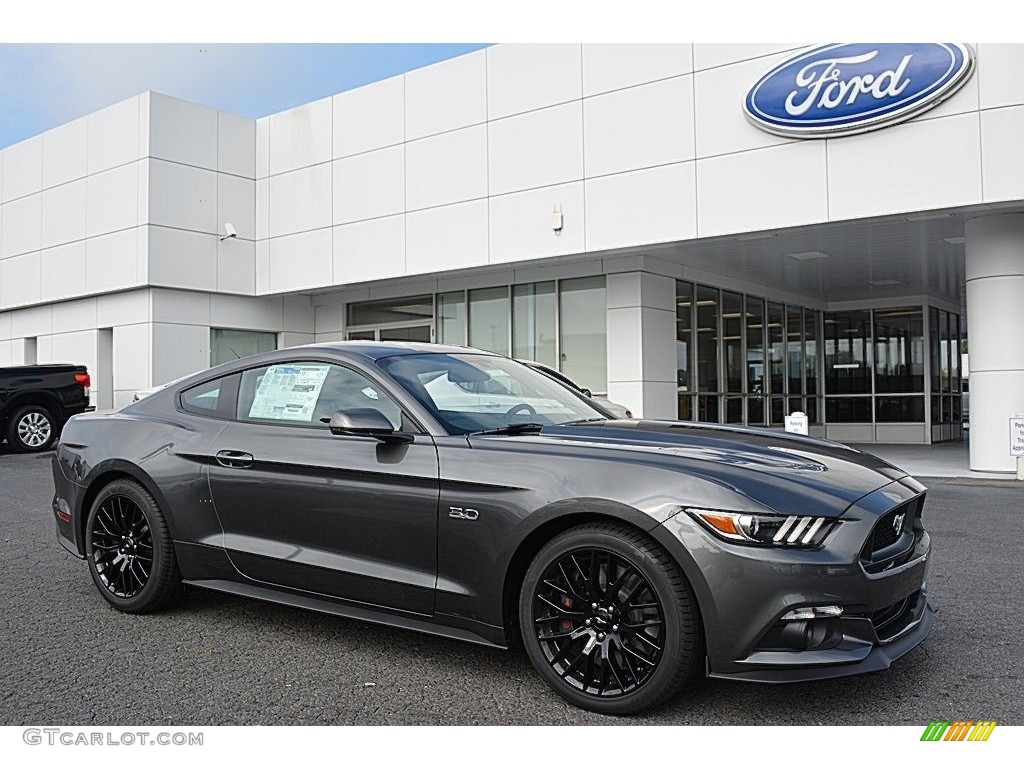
6,405,58,452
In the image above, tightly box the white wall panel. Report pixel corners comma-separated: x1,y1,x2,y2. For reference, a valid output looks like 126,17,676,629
693,43,803,71
268,97,332,175
406,126,487,211
151,288,211,325
694,52,795,158
42,118,88,189
87,162,139,238
218,238,255,295
827,113,982,221
333,215,405,284
2,135,42,202
267,164,332,238
10,305,51,337
583,44,693,96
41,241,87,302
41,179,87,249
488,182,584,264
51,297,98,332
218,174,255,240
697,141,828,237
147,159,216,234
1,194,42,258
50,330,97,372
334,76,405,157
147,226,217,291
266,229,333,292
87,96,141,175
112,323,151,390
0,252,41,308
406,200,487,275
210,294,283,331
406,51,486,139
585,163,697,251
149,93,218,170
981,106,1024,202
978,43,1024,109
584,76,695,178
218,111,256,178
282,295,314,332
85,228,139,293
333,146,405,224
487,44,582,120
488,102,584,196
255,117,270,180
151,322,209,385
97,290,149,327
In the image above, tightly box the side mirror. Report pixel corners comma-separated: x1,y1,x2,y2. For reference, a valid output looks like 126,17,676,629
322,409,413,444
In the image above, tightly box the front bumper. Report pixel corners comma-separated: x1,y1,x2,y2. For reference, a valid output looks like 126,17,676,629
654,476,935,683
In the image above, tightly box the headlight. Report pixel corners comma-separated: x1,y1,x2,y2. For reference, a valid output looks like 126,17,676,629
687,509,837,547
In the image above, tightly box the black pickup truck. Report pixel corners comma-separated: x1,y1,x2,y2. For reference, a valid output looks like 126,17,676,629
0,364,93,453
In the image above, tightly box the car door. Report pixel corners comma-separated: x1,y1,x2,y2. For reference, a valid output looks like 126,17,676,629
206,359,439,615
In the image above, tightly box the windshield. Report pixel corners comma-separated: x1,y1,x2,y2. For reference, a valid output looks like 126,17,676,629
378,353,610,434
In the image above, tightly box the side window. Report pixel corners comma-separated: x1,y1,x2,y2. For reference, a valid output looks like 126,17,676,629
180,374,238,419
236,362,403,430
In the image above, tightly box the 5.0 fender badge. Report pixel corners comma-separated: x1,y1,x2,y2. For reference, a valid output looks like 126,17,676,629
449,507,480,521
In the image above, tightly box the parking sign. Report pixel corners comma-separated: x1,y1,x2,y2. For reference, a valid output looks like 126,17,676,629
1011,417,1024,457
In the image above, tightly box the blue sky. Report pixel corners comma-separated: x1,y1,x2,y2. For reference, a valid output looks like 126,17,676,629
0,44,490,149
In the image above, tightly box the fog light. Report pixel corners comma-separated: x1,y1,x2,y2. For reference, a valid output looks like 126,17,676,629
780,605,843,621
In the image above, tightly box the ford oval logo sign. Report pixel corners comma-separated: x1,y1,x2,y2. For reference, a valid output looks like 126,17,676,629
744,43,974,138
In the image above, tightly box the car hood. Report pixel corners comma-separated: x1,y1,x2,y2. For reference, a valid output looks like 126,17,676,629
516,419,909,514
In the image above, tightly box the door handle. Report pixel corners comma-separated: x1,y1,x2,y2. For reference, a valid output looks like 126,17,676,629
216,449,254,468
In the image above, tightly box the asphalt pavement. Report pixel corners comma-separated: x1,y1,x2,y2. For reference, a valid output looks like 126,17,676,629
1,445,1021,725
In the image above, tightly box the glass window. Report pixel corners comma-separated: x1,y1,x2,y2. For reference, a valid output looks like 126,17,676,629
747,396,765,425
767,302,785,395
745,297,765,395
929,307,941,394
824,310,872,395
677,281,694,415
696,286,719,393
697,394,719,423
787,306,803,394
723,291,743,393
468,287,510,356
379,353,607,435
512,282,557,369
804,310,820,395
180,374,237,419
559,276,607,394
348,295,434,327
805,396,818,424
725,397,743,424
876,396,925,423
236,363,403,429
940,311,951,393
437,292,466,345
874,307,924,393
949,314,961,393
211,329,277,367
826,397,873,423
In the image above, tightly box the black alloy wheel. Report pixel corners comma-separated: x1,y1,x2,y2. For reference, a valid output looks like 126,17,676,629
85,479,182,613
520,523,703,715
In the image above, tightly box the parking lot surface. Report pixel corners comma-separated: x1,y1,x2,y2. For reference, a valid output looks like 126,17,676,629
1,446,1020,725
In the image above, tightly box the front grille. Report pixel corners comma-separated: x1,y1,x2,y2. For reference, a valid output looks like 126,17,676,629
864,495,924,559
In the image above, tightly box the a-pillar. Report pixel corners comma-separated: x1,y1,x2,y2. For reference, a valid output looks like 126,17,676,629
605,272,677,419
965,214,1024,472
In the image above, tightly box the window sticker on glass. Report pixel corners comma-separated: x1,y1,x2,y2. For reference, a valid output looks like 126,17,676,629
361,386,379,400
248,364,331,422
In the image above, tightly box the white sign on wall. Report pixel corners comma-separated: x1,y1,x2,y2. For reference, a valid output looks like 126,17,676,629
1010,417,1024,457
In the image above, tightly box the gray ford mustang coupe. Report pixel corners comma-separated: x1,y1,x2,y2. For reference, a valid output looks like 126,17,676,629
52,342,934,714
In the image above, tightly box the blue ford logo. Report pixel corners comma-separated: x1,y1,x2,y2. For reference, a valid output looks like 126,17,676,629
744,44,974,138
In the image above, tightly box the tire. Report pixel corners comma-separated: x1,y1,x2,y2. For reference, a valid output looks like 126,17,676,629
6,405,58,453
519,522,703,715
85,479,182,613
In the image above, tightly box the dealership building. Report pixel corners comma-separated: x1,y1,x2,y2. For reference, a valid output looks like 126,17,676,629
0,43,1022,472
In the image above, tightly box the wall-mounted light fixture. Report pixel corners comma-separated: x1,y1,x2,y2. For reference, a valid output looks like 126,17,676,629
220,222,238,242
550,206,563,236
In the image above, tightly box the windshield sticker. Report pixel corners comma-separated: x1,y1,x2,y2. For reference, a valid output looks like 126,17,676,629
248,364,330,422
